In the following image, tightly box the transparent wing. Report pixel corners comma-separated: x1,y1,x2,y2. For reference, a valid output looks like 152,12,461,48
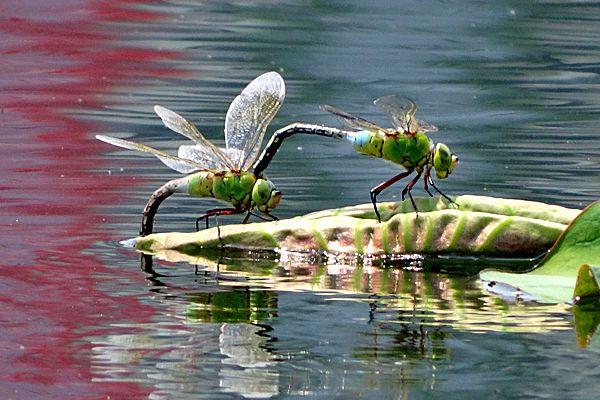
374,95,419,134
177,145,249,171
220,147,244,164
417,119,438,133
96,134,208,174
224,71,285,171
320,104,386,132
154,105,235,170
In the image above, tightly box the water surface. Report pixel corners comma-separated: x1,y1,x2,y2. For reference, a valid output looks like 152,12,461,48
2,0,600,398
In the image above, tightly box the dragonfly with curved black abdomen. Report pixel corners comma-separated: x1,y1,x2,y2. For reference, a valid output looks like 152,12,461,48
97,72,286,236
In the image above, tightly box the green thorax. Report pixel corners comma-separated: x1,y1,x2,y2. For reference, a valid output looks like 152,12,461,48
352,130,432,169
186,171,256,209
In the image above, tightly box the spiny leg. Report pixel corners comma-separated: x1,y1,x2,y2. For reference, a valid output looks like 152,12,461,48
401,170,423,213
242,209,276,224
427,175,459,208
195,208,243,245
247,211,278,222
196,207,239,231
423,167,434,197
263,212,279,221
212,209,245,246
370,169,414,223
250,212,272,222
196,213,209,231
242,209,253,224
195,215,209,231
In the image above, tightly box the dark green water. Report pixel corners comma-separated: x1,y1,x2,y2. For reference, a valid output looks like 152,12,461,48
4,0,600,398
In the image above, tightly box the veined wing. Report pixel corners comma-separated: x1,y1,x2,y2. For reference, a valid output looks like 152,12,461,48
417,119,438,133
154,105,235,171
320,104,386,132
96,134,209,174
221,147,244,163
224,71,285,171
177,145,248,171
374,95,419,135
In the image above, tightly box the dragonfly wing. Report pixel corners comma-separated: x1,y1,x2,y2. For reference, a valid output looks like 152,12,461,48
417,119,438,133
220,147,244,164
177,145,236,171
320,104,386,132
96,134,205,174
224,71,285,171
154,105,235,170
374,95,418,134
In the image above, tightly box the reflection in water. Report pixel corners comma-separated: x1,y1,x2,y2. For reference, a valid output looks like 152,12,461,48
187,289,278,326
150,250,576,336
218,324,279,398
573,299,600,348
89,249,600,398
187,291,280,397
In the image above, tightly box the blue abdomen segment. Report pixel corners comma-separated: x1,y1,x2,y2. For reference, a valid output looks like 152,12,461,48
350,130,375,154
349,130,385,158
351,130,372,147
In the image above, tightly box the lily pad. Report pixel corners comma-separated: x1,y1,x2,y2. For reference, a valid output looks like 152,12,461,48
480,200,600,304
134,195,579,258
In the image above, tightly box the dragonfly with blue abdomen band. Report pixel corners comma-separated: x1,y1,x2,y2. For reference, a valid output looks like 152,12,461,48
320,95,458,221
253,95,459,222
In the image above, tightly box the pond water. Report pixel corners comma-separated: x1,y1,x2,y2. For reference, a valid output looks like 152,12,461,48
2,0,600,398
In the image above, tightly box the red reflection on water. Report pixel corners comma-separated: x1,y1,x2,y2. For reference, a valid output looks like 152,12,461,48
0,1,179,398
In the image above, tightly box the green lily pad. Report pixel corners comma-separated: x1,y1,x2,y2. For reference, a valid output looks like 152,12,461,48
480,200,600,304
134,195,578,258
574,264,600,301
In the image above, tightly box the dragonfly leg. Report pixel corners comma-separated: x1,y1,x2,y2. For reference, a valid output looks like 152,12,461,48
263,212,279,221
242,209,253,224
370,169,414,223
195,214,209,231
401,170,423,213
423,167,434,197
249,211,279,222
196,207,239,231
427,175,458,208
195,208,243,246
249,211,273,222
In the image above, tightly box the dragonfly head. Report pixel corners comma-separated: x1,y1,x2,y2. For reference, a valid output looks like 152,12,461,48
432,143,459,179
252,178,282,212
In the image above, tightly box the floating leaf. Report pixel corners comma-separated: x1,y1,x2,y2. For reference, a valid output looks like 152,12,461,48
480,200,600,304
135,195,578,258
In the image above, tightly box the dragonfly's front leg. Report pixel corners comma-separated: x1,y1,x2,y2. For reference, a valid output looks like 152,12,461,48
423,167,435,197
263,212,279,221
247,211,279,222
426,174,458,208
242,209,253,224
247,211,274,222
401,170,423,213
242,208,275,224
370,169,414,223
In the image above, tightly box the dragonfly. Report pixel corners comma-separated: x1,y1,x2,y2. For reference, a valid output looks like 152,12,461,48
321,95,459,222
97,71,285,237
